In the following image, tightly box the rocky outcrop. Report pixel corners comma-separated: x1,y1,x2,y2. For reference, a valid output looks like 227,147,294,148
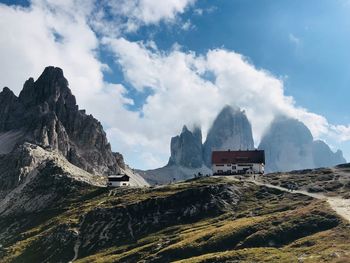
140,125,210,185
0,66,121,175
140,106,254,185
203,105,254,167
259,117,346,173
0,143,105,216
259,117,314,173
312,140,346,168
141,107,346,183
168,125,203,168
78,183,240,257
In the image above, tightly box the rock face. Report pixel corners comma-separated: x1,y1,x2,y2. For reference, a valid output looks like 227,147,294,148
141,107,346,184
312,140,346,168
0,143,105,216
0,66,121,175
168,125,203,168
203,105,254,167
139,125,210,185
259,117,346,173
141,106,254,185
78,183,240,258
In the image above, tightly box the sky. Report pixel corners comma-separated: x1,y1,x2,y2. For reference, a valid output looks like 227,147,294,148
0,0,349,169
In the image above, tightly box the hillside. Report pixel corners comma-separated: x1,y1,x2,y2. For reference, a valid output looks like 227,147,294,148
259,164,350,199
0,176,349,262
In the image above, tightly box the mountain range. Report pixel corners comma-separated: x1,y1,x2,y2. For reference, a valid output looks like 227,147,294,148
141,106,345,184
0,67,148,216
259,117,346,173
0,66,349,262
1,66,343,187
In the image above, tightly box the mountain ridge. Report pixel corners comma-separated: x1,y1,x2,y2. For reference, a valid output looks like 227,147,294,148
140,108,346,184
140,106,254,184
0,66,121,176
259,116,346,173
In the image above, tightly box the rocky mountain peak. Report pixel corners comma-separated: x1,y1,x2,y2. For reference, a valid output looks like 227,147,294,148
1,86,15,97
259,116,346,172
219,104,240,115
203,105,254,166
0,87,21,131
0,87,17,104
335,149,345,158
168,125,203,168
0,66,121,175
182,125,189,133
258,116,314,173
312,140,346,168
19,66,76,110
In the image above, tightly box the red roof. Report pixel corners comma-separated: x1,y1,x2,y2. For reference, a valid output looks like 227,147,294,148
212,150,265,164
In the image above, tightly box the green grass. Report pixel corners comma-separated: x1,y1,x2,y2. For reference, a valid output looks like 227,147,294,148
1,177,350,263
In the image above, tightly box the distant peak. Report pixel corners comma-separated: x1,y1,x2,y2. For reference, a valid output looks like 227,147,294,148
219,105,241,116
37,66,67,85
182,125,189,133
0,87,16,99
192,125,202,133
1,87,14,95
41,66,64,77
181,125,202,137
273,115,297,123
19,66,73,107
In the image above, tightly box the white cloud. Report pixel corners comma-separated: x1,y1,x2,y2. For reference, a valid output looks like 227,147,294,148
0,0,200,169
289,33,301,47
103,39,330,141
330,125,350,142
0,1,104,107
94,0,197,34
193,6,217,16
181,19,193,31
103,38,350,167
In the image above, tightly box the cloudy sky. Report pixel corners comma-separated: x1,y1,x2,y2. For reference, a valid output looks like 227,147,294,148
1,0,350,169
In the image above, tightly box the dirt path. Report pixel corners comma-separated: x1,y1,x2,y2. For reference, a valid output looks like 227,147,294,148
225,176,350,223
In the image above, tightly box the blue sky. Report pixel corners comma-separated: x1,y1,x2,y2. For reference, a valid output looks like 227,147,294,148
0,0,349,168
121,0,350,123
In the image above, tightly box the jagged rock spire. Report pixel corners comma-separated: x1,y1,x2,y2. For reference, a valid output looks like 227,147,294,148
203,105,254,167
168,125,203,168
0,66,121,175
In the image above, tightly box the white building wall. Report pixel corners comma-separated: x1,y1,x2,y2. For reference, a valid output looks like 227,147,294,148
213,163,264,175
252,163,264,174
108,181,130,187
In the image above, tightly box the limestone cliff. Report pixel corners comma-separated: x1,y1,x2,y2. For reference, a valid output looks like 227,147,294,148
203,105,254,167
0,66,121,175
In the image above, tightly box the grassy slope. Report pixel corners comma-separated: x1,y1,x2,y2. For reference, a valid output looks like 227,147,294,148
0,177,349,263
261,164,350,198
